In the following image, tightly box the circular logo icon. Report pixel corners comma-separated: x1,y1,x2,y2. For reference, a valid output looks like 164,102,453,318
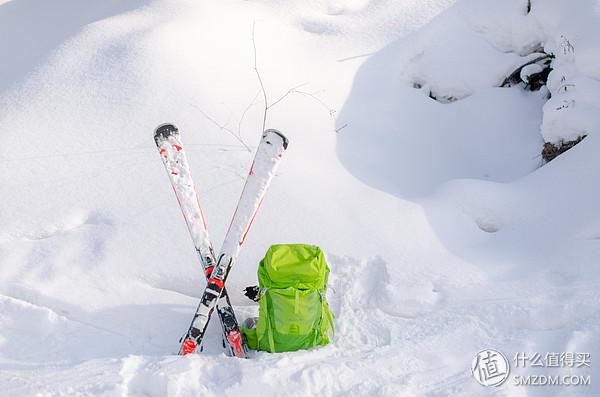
471,349,510,387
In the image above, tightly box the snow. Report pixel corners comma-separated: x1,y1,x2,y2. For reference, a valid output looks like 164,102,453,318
0,0,599,396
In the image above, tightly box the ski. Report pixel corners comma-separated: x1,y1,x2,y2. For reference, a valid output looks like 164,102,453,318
178,128,289,356
154,123,247,358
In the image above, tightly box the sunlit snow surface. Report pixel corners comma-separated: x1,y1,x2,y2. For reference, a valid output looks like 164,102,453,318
0,0,599,396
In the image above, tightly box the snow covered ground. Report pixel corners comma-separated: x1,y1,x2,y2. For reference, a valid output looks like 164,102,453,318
0,0,598,395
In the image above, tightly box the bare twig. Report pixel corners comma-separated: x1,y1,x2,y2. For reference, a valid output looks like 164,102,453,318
293,89,336,118
560,35,575,55
252,22,269,133
190,103,252,151
238,89,262,138
252,22,339,133
336,51,377,63
268,83,309,109
335,123,348,133
267,83,308,109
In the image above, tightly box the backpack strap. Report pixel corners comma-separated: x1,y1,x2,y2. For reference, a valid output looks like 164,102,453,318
263,293,276,353
320,289,335,339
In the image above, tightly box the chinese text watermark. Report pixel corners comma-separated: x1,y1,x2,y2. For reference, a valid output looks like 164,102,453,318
472,349,592,388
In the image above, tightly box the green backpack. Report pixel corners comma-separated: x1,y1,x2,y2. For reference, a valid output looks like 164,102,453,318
241,244,334,353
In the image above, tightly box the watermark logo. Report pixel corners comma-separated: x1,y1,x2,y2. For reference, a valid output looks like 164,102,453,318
471,349,510,387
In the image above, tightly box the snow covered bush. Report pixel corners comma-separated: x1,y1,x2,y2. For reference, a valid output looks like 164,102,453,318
401,0,600,162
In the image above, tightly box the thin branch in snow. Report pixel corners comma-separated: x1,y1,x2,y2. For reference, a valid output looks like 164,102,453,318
189,102,252,151
268,83,309,110
560,35,575,55
336,51,377,63
252,21,269,133
252,22,338,133
293,89,337,118
238,89,262,138
335,123,348,133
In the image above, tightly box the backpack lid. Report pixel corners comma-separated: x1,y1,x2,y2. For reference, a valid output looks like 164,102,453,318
258,244,329,290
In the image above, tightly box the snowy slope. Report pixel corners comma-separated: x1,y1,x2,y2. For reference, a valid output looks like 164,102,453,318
0,0,599,396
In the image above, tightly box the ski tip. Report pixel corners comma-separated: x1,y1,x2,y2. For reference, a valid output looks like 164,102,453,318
263,129,289,150
154,123,179,145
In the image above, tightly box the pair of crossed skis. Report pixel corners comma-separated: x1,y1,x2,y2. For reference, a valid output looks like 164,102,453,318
154,123,288,358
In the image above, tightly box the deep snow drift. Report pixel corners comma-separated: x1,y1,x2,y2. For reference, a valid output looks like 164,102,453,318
0,0,598,396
